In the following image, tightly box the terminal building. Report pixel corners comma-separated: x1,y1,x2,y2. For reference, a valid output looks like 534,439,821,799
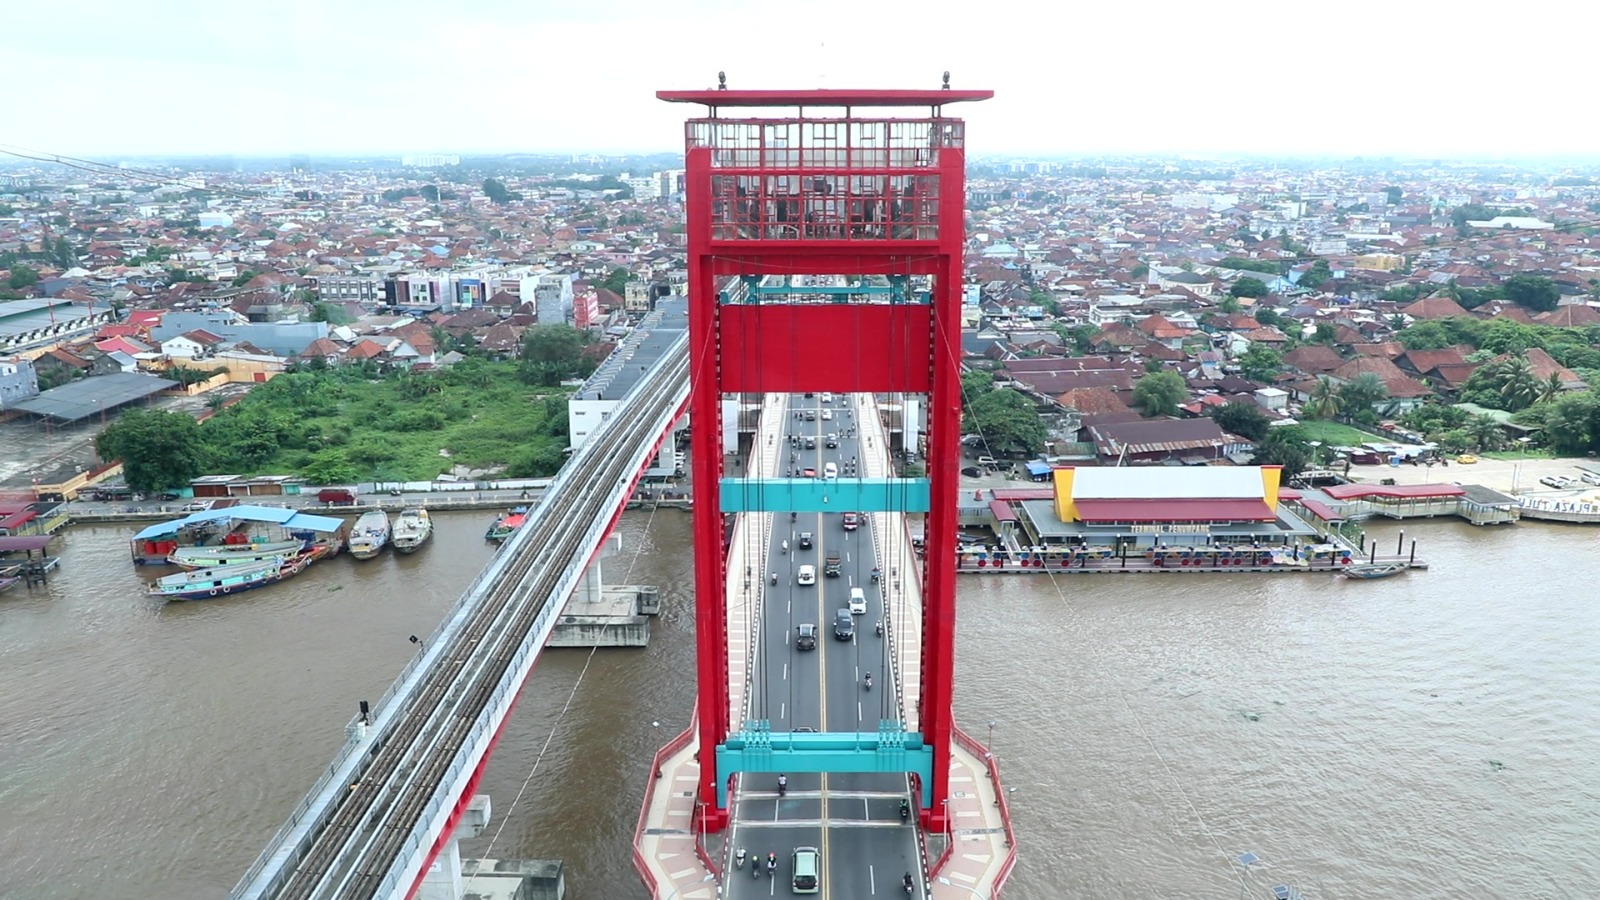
962,465,1349,569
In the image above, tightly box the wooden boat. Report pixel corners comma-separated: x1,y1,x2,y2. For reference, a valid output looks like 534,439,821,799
485,507,528,543
167,539,309,569
148,555,310,601
348,510,392,560
392,508,433,554
1341,561,1409,579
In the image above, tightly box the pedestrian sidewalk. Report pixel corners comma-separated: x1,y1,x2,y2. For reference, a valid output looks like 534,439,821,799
635,728,717,900
931,732,1017,900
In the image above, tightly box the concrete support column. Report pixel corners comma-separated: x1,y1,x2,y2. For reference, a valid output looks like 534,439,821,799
575,533,620,605
417,795,492,900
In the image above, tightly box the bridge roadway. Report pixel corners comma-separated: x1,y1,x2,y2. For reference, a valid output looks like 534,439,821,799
726,392,923,899
232,339,689,900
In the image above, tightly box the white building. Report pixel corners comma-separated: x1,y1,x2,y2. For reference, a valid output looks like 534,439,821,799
198,211,234,229
401,154,460,167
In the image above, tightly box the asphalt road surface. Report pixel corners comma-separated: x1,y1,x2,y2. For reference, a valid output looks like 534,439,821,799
726,393,922,900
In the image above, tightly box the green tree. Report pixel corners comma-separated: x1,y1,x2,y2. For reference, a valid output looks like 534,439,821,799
1299,259,1332,289
1236,345,1281,381
602,267,632,295
6,264,38,290
1130,263,1149,279
420,184,440,203
53,236,77,269
1219,257,1283,275
962,387,1047,455
1502,274,1560,313
1251,429,1310,476
1383,186,1403,205
1050,322,1099,354
960,370,996,404
94,409,207,492
1466,415,1504,452
231,269,261,287
518,324,590,386
482,177,521,204
1531,391,1600,455
1337,372,1389,417
1209,401,1270,441
1305,376,1343,420
1230,276,1269,298
300,449,362,485
1131,370,1187,417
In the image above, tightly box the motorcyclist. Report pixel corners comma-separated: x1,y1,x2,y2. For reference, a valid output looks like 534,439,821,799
735,847,747,869
766,852,777,875
876,619,884,636
871,566,881,583
781,539,788,554
770,571,778,586
899,798,910,820
903,871,915,893
777,773,788,796
791,511,797,522
863,671,873,690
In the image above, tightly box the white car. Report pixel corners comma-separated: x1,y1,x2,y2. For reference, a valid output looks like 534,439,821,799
848,587,867,615
797,565,816,585
1581,473,1600,486
824,462,839,479
821,409,833,420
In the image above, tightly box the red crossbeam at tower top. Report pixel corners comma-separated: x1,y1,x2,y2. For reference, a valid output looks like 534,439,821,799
656,88,993,108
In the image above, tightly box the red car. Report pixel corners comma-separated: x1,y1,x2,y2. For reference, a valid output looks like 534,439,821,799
802,467,817,478
842,512,860,530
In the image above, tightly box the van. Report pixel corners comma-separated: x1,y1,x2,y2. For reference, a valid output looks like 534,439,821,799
824,462,838,479
791,846,820,893
317,488,356,504
797,565,816,585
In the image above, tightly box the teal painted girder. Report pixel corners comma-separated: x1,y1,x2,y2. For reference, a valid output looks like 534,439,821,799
719,478,930,513
715,720,936,808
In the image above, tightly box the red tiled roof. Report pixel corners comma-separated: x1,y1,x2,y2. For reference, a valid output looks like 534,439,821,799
987,499,1017,522
1073,498,1275,523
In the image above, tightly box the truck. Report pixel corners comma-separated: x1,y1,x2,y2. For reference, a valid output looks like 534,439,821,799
317,488,356,505
824,551,842,577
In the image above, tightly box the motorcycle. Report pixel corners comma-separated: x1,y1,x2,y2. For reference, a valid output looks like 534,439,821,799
899,799,910,822
734,847,747,869
903,872,915,895
863,672,873,691
777,775,787,797
871,569,881,584
770,572,778,586
765,854,777,877
875,620,884,637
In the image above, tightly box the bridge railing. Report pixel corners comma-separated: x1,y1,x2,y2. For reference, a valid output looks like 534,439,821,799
233,339,689,899
376,346,691,898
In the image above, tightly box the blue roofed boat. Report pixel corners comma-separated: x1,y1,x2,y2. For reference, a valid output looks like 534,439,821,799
130,505,347,565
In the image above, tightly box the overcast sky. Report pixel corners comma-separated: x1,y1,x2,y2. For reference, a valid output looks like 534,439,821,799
5,0,1592,161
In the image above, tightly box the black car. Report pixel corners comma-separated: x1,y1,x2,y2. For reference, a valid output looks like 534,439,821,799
804,411,817,421
798,531,813,549
825,434,839,448
805,436,817,449
834,608,855,641
796,624,817,650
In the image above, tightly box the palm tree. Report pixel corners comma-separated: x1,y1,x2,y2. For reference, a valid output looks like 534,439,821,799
1467,415,1503,452
1306,376,1343,420
1338,372,1389,414
1497,356,1539,411
1536,371,1563,406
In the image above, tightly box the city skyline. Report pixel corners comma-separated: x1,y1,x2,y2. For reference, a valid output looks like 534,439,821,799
5,1,1594,160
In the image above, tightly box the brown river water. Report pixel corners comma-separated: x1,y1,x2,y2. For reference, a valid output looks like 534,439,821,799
0,510,1595,899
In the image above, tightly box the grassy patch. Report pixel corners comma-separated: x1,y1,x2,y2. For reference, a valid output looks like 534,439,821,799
1284,420,1383,446
198,361,571,481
